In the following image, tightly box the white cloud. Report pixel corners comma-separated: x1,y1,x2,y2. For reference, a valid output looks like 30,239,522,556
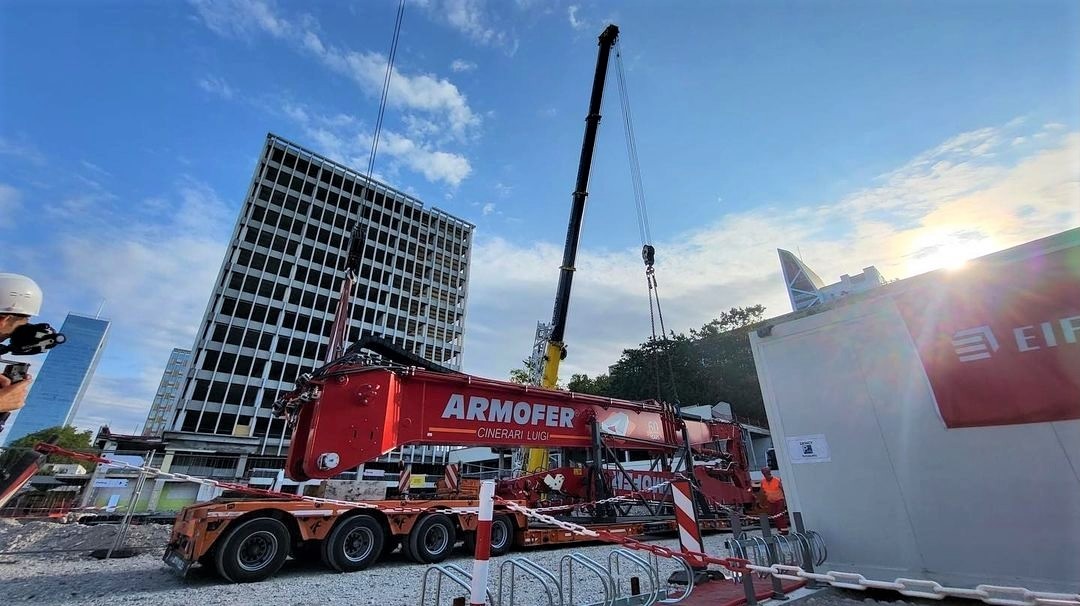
481,202,496,215
451,58,477,72
444,0,498,43
461,122,1080,382
281,102,309,124
191,0,480,139
0,136,46,165
380,132,472,186
323,49,479,139
80,160,111,177
567,5,586,30
421,0,514,50
198,75,235,100
76,375,168,436
188,0,288,40
494,182,513,198
0,183,21,216
280,102,472,187
18,178,234,435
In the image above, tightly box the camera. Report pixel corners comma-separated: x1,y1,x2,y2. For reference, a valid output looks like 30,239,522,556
2,362,29,384
0,322,66,356
0,323,66,432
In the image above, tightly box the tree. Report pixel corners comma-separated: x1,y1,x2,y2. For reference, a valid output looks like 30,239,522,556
688,305,768,421
567,373,610,395
564,305,769,422
0,425,94,468
508,358,537,385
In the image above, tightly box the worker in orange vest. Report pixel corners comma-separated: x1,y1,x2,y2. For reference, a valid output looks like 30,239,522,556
759,467,788,530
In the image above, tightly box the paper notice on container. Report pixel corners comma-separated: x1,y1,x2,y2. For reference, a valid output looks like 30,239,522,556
787,434,831,464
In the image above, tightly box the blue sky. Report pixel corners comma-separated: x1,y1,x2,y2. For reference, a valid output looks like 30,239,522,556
1,0,1078,438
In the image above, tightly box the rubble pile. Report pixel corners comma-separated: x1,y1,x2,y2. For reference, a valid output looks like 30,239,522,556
0,518,171,553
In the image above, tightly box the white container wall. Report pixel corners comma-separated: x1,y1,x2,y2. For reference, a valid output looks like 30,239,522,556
751,229,1080,593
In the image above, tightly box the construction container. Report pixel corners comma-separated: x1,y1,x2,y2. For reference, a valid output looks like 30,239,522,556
750,228,1080,593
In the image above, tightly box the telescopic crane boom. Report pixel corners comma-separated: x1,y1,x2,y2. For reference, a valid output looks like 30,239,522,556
526,23,620,473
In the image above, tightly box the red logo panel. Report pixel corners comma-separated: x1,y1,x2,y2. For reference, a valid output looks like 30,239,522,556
894,246,1080,428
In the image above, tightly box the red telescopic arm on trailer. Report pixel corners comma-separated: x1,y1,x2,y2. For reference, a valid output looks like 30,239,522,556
283,365,736,481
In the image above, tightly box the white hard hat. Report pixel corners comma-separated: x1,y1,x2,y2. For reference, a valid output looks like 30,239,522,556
0,273,43,316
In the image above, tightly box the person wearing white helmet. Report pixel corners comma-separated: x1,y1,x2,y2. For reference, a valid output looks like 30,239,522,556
0,273,41,413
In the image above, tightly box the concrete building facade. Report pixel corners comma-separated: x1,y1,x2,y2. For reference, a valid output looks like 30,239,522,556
168,134,474,464
142,348,191,437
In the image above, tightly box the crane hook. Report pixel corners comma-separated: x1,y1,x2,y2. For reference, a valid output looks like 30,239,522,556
641,244,655,269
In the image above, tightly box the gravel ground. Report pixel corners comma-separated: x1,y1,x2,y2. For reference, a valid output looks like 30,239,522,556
0,521,974,606
0,520,743,606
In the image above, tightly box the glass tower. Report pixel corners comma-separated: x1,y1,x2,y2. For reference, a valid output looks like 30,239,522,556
3,313,109,443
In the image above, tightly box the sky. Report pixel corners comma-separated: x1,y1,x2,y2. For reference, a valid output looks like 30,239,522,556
1,0,1078,439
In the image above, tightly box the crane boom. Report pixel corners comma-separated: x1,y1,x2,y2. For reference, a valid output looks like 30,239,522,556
528,23,620,472
280,363,744,483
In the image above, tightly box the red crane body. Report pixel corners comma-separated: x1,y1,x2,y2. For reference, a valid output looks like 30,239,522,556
280,362,753,508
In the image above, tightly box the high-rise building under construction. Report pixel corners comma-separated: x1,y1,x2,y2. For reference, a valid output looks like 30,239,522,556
170,134,473,458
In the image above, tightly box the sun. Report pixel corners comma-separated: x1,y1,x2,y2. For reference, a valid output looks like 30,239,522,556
906,229,997,276
936,242,974,270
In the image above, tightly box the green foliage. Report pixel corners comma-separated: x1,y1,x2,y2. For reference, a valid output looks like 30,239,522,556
508,358,536,385
508,357,568,389
566,373,610,395
1,425,94,467
570,305,769,422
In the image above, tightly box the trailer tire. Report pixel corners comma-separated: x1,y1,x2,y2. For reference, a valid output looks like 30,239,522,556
462,514,513,557
408,513,455,564
214,517,290,583
321,515,384,572
401,533,421,562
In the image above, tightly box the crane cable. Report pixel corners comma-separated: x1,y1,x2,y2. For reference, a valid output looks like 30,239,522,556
344,0,406,331
614,41,679,406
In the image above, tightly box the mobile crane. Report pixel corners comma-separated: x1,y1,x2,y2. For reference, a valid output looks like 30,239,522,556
165,357,752,582
163,24,753,583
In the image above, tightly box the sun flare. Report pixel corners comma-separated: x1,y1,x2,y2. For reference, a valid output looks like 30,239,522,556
906,229,998,276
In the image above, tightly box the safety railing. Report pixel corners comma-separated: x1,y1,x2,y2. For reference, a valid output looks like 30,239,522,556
562,553,616,606
498,557,563,606
608,549,660,606
420,563,494,606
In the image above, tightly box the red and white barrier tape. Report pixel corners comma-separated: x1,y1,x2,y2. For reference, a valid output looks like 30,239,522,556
532,479,675,513
494,495,751,574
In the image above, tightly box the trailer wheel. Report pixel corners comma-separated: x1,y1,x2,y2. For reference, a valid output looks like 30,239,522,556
214,517,290,583
408,513,455,564
321,515,384,572
463,514,514,557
